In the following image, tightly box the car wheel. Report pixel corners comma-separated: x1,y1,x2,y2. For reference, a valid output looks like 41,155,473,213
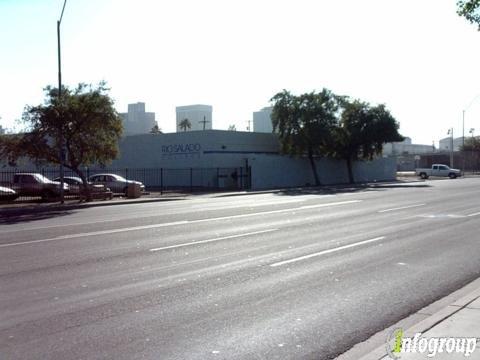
420,173,428,179
449,173,457,179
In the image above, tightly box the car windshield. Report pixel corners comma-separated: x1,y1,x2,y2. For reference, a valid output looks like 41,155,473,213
54,177,83,184
68,177,83,184
34,174,53,183
111,174,127,182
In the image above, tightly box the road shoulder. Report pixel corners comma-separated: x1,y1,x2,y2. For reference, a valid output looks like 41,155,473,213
336,277,480,360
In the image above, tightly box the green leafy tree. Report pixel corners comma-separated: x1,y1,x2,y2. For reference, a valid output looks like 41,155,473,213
457,0,480,30
271,89,339,186
461,136,480,170
328,99,403,184
461,136,480,151
0,82,123,200
179,118,191,132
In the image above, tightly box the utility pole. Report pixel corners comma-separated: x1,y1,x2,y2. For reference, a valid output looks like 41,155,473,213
57,0,67,204
199,115,210,130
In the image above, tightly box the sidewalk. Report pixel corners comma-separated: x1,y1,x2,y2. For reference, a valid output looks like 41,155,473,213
357,279,480,360
1,179,424,214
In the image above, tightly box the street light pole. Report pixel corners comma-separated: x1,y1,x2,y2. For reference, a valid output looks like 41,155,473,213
469,128,475,174
448,128,454,168
57,0,67,204
462,110,465,175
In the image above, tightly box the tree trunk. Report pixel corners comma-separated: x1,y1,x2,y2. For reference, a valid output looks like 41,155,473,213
308,149,321,186
346,157,354,184
75,168,92,202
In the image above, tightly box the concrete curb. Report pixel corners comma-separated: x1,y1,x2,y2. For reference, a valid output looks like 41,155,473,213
355,278,480,360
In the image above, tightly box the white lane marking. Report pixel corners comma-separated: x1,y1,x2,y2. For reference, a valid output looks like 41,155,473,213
378,204,425,213
2,198,363,233
419,214,466,219
191,200,362,223
0,221,189,248
0,200,361,248
269,236,385,267
149,229,277,252
467,212,480,217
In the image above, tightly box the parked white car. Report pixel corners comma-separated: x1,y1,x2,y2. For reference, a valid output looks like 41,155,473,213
88,173,145,196
415,164,461,179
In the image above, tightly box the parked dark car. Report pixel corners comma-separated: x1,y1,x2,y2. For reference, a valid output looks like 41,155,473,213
11,173,69,201
53,176,113,199
0,186,18,202
88,173,145,195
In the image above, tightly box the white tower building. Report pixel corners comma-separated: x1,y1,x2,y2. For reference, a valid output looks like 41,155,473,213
119,102,156,135
176,105,213,132
253,107,273,133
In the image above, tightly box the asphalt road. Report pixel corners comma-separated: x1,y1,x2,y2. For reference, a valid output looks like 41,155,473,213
1,178,480,360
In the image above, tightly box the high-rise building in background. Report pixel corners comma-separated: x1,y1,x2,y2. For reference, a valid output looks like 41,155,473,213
119,102,156,136
253,107,273,133
176,105,212,132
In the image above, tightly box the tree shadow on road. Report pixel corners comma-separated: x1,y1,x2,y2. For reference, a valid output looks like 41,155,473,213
0,208,75,225
274,182,431,196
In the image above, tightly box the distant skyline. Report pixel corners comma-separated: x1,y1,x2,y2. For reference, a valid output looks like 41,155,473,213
1,0,480,146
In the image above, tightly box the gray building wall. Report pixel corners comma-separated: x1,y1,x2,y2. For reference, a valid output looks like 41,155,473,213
249,155,396,190
113,130,279,169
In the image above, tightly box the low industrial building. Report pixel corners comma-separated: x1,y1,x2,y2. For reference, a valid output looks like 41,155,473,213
439,136,465,152
0,130,396,191
111,130,395,189
383,137,434,156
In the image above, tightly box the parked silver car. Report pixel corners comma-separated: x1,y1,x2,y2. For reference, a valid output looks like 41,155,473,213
88,173,145,195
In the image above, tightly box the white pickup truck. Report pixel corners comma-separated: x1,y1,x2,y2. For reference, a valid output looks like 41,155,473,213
415,164,462,179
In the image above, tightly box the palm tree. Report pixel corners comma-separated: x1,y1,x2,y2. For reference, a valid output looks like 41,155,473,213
150,123,162,134
179,118,191,132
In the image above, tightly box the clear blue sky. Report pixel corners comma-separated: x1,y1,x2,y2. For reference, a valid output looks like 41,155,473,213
1,0,480,145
